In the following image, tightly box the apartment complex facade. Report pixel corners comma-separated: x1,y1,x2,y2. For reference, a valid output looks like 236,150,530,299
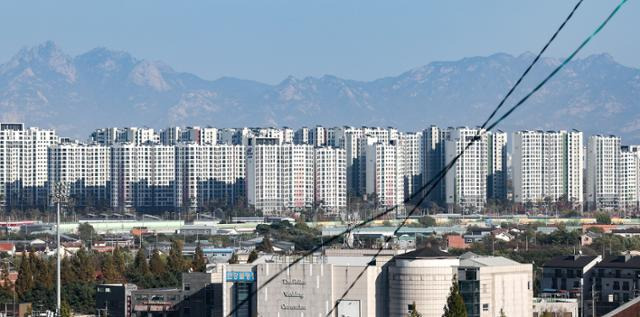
512,130,584,207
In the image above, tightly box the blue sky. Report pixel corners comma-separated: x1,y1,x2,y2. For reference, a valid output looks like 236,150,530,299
0,0,636,84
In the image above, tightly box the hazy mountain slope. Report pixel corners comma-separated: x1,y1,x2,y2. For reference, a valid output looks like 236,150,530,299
1,42,639,142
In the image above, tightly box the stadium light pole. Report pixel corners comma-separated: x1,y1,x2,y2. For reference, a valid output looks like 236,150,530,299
52,182,67,316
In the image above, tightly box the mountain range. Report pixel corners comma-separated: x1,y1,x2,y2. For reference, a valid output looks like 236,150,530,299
1,41,640,142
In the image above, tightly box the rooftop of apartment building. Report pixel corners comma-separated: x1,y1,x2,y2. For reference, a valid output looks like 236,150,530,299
543,255,601,269
596,254,640,269
459,252,522,267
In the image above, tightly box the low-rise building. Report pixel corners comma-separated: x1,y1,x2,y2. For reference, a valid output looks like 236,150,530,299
541,255,601,317
593,254,640,316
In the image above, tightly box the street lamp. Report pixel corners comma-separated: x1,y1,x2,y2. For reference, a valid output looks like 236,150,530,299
51,182,68,317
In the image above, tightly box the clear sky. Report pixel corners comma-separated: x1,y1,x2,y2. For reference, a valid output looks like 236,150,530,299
0,0,636,84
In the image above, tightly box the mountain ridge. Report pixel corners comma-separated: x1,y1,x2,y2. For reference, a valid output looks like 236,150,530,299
1,41,639,142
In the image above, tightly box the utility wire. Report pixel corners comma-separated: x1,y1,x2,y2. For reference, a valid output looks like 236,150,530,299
227,0,628,315
326,0,627,315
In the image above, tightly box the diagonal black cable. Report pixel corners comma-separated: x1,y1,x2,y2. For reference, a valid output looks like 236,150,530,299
326,0,628,314
226,0,628,315
477,0,583,131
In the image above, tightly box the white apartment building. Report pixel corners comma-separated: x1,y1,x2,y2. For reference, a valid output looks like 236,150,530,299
512,130,584,207
365,137,404,209
280,144,314,210
587,135,621,210
487,131,508,200
445,127,488,212
399,132,424,200
293,127,310,145
92,127,158,145
110,144,175,211
0,123,59,208
309,126,328,147
422,125,447,205
124,127,158,145
246,142,283,214
174,143,246,210
90,127,119,145
160,127,181,145
314,147,347,213
48,142,111,207
619,146,639,211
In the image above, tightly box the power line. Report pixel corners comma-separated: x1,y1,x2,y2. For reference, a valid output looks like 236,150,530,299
326,0,628,314
226,0,628,315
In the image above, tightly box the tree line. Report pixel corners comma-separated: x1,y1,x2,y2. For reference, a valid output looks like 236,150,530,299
3,240,207,314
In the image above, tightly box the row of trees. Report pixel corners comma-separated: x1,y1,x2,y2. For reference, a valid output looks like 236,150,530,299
4,240,207,314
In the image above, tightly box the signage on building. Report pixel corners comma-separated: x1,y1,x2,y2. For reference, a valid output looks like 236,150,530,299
226,271,255,282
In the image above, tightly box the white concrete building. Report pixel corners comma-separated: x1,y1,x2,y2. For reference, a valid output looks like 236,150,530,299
365,137,404,209
618,146,639,212
175,143,246,210
314,147,347,213
159,126,181,145
0,123,59,208
487,131,508,200
309,125,328,147
422,125,447,206
445,127,488,212
280,144,314,210
586,135,621,210
48,141,111,207
512,130,584,208
110,143,175,211
246,142,283,214
399,132,424,200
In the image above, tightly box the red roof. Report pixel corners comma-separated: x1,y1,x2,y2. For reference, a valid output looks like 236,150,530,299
446,235,469,249
0,243,15,252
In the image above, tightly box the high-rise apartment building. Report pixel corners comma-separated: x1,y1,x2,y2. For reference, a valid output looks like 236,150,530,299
619,146,640,211
512,130,584,208
365,137,404,209
48,141,111,207
399,132,424,200
586,135,621,210
422,125,447,206
487,131,508,200
110,144,175,211
246,140,283,214
280,144,314,210
445,127,488,212
175,143,245,210
0,123,59,208
314,147,347,214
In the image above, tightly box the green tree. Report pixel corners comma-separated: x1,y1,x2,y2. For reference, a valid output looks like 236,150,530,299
418,216,436,227
408,301,422,317
15,253,33,298
256,235,274,252
60,300,73,317
167,240,187,272
101,254,120,283
247,250,259,263
0,261,14,301
77,223,96,243
228,253,239,264
133,248,150,276
442,276,467,317
113,246,127,273
595,212,612,225
191,244,206,272
149,250,167,275
73,247,96,283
